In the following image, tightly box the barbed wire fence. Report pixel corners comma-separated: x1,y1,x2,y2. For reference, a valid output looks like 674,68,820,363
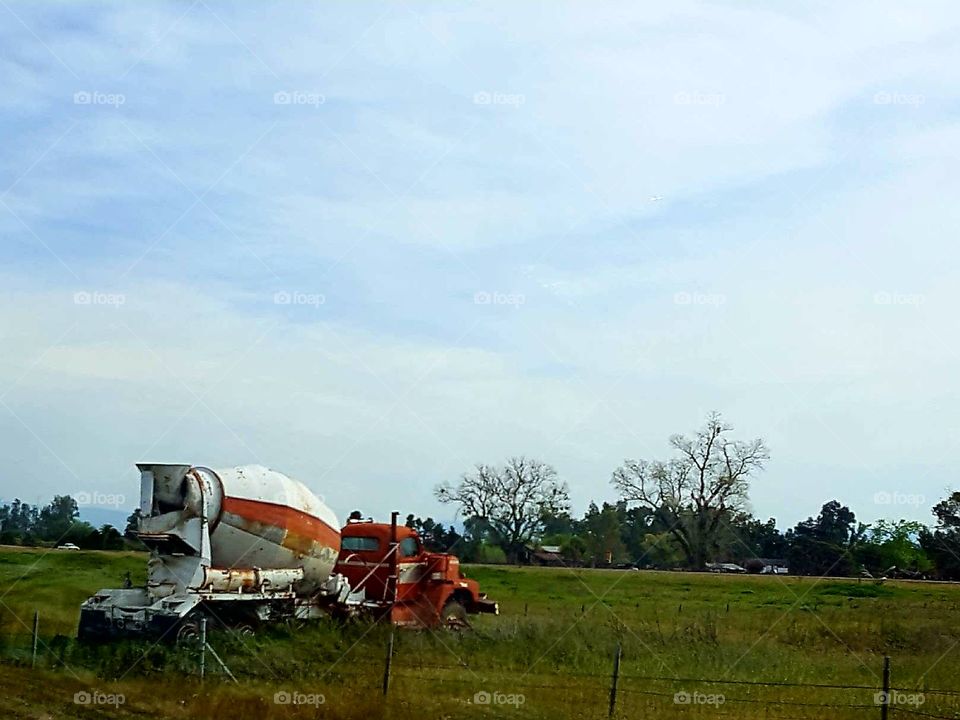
5,615,959,720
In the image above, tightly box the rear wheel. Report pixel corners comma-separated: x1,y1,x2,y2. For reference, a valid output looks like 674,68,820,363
175,619,203,646
232,622,256,638
175,608,216,646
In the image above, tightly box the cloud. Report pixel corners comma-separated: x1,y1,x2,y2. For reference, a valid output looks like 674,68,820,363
1,1,959,528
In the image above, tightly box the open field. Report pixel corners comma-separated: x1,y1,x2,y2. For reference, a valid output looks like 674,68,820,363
1,547,959,719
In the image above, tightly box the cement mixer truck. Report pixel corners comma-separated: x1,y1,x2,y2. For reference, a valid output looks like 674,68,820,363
78,463,497,641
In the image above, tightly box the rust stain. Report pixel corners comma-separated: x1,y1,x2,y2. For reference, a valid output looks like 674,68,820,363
222,496,340,555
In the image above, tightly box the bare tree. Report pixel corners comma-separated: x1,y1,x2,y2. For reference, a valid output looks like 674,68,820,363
436,457,569,561
611,412,769,568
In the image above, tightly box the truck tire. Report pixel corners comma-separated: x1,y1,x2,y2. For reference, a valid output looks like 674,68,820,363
176,619,203,645
175,608,215,645
232,622,256,638
440,600,469,629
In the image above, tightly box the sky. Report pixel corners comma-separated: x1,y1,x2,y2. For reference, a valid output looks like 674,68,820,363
1,1,959,531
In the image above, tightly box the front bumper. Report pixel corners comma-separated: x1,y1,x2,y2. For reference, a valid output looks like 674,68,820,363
471,595,500,615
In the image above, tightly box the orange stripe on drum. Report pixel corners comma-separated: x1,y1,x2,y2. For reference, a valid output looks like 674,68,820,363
221,497,340,552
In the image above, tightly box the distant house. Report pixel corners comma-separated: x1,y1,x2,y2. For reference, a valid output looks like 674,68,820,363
526,544,565,566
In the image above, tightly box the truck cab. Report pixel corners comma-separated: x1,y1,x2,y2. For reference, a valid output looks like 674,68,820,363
334,518,498,626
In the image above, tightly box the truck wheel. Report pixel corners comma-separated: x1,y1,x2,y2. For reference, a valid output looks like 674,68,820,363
176,620,203,645
440,600,470,629
233,622,256,638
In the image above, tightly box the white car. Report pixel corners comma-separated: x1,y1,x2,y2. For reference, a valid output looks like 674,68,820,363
57,543,80,550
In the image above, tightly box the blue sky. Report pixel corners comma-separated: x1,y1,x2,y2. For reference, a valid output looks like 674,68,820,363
2,1,959,529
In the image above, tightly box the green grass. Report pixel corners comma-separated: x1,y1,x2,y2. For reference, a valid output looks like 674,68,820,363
1,548,960,719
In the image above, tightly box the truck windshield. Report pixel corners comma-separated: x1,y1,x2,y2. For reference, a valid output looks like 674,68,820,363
399,537,420,557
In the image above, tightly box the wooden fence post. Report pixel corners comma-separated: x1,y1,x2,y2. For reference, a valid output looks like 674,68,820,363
608,642,622,718
31,611,39,668
382,629,395,696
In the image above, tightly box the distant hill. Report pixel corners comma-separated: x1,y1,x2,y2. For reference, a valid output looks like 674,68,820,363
77,506,132,530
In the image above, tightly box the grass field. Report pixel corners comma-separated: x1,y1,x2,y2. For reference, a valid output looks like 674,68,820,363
1,547,959,719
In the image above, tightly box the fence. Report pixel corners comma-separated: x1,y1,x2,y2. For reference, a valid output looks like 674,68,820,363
378,646,959,720
7,616,960,719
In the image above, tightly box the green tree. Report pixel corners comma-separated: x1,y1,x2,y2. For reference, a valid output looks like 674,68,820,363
124,508,142,537
638,531,687,569
36,495,79,541
62,520,96,547
728,515,787,562
786,501,864,576
579,502,627,565
403,515,463,552
99,524,125,550
2,499,38,539
618,504,658,561
560,535,588,564
540,508,575,537
919,491,960,579
857,520,930,575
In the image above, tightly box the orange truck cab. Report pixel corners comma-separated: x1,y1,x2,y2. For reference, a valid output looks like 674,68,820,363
334,517,498,626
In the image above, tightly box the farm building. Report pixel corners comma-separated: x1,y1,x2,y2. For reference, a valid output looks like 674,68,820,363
526,545,565,566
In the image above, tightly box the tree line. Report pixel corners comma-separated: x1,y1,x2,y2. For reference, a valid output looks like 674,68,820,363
429,413,960,579
0,496,135,550
5,412,956,580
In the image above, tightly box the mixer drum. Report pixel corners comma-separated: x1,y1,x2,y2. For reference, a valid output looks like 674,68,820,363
138,464,340,593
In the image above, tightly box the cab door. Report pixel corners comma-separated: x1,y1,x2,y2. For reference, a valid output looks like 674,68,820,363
336,534,392,600
395,535,428,601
